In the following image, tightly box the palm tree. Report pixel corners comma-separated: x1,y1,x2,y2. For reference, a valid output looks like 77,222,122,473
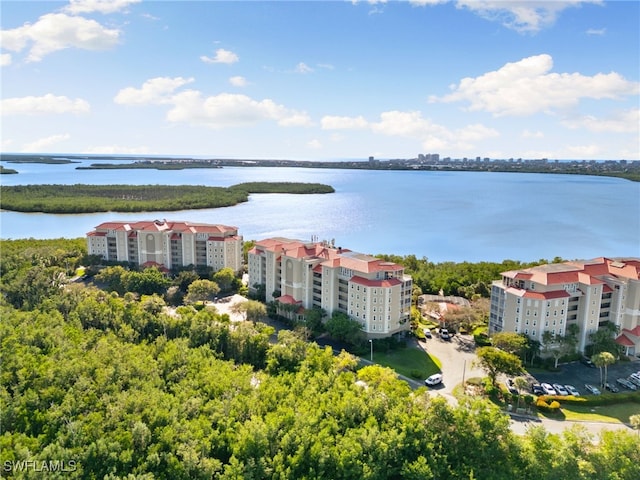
592,351,615,388
513,376,529,412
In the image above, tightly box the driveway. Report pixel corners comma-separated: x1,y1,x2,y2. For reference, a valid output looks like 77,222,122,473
418,332,486,404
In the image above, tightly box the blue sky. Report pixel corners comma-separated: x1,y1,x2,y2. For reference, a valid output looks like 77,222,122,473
1,0,638,160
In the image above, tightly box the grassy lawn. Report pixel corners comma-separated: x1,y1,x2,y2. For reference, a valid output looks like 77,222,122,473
373,348,441,380
559,402,639,424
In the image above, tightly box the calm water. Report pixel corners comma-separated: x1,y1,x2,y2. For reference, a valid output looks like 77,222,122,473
1,159,638,263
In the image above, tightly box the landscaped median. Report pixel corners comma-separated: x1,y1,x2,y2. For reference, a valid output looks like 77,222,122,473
533,391,640,423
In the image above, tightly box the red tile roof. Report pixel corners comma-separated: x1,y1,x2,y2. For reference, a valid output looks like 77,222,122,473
522,290,572,300
277,294,302,305
615,333,635,347
501,257,640,287
350,276,402,288
622,326,640,337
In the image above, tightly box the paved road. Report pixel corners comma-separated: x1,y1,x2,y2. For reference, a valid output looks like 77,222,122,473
415,332,637,437
418,332,486,404
210,300,637,438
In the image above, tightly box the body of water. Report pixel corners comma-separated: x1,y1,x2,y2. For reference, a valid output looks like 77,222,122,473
1,160,638,263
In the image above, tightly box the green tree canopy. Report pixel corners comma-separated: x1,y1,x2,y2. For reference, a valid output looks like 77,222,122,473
184,279,221,305
475,346,525,385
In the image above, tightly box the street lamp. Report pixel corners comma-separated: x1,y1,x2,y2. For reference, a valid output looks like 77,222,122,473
369,339,373,362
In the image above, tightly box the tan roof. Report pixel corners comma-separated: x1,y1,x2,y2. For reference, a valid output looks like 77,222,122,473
92,220,238,236
502,257,640,285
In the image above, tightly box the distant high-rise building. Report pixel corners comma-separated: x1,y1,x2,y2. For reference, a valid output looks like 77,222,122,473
87,220,243,272
248,237,413,338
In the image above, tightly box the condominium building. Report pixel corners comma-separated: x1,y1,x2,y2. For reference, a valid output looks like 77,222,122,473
87,220,243,272
489,257,640,356
248,237,413,338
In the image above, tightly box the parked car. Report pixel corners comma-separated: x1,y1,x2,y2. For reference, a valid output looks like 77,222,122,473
553,384,569,396
584,384,601,395
616,378,637,390
440,328,451,340
423,328,432,338
629,373,640,387
425,373,443,386
541,383,557,395
580,356,595,368
506,383,519,395
564,384,580,396
531,384,544,395
604,382,619,393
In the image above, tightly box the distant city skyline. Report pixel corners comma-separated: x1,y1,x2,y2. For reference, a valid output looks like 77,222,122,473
1,0,639,161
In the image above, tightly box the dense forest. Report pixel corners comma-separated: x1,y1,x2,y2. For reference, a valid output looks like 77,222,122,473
376,254,557,298
1,239,639,479
0,182,334,214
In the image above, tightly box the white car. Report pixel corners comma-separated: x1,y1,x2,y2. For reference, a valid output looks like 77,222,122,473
553,384,569,396
425,373,443,386
423,328,432,338
616,378,637,390
564,384,580,396
584,384,601,395
629,373,640,387
541,383,557,395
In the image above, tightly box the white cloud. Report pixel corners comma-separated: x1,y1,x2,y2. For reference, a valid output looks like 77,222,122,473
319,109,498,153
85,144,152,154
409,0,449,6
115,76,312,128
295,62,313,74
565,143,602,157
522,129,544,138
370,110,498,152
409,1,602,34
561,108,640,133
307,139,323,149
64,0,141,15
165,91,312,128
1,53,11,66
0,13,121,62
430,54,639,116
586,28,606,36
321,115,369,130
229,76,248,87
200,48,239,64
22,134,70,152
1,94,90,115
456,1,603,34
114,77,195,105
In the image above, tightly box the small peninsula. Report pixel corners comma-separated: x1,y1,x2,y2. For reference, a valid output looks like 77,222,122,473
0,182,334,214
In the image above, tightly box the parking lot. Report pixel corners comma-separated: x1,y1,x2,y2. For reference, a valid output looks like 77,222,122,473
420,331,640,398
532,358,640,395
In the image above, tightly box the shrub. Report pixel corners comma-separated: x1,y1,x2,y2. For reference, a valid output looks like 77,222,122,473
474,333,492,346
